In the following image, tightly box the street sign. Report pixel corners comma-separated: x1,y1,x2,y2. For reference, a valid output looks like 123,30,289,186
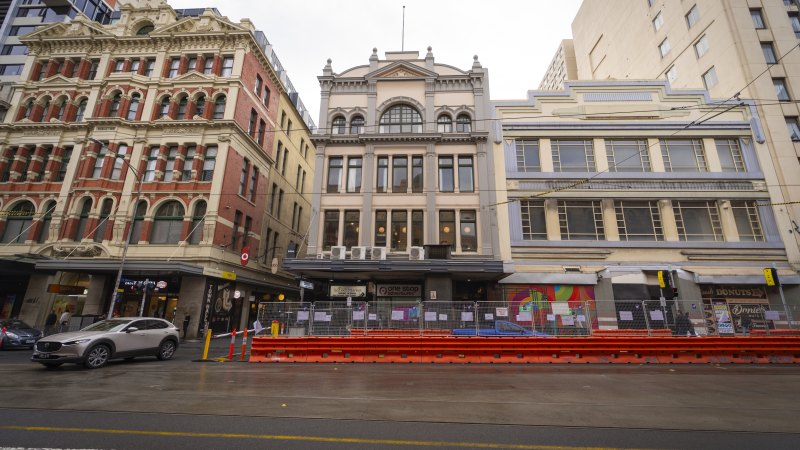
241,246,250,266
299,280,313,290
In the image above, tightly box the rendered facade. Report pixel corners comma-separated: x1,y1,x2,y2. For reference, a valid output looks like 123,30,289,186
495,81,799,334
284,48,505,308
0,0,315,338
571,0,800,272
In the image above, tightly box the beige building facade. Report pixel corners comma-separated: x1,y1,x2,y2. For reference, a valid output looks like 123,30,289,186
494,81,799,333
538,39,578,91
285,48,505,306
571,0,800,271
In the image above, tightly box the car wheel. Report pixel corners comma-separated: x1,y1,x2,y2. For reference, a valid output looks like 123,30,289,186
157,340,176,361
41,362,62,369
84,344,110,369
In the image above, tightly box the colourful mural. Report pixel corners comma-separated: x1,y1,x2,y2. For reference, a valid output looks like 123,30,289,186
505,284,598,330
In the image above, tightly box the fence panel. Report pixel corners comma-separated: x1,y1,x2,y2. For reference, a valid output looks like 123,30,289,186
255,302,313,336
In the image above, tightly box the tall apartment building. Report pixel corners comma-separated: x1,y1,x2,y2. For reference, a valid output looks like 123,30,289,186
495,81,798,334
0,0,315,339
570,0,800,272
538,39,578,91
0,0,118,119
284,48,505,310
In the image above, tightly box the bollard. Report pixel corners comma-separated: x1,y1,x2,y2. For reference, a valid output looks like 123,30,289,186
201,328,211,361
271,320,279,337
240,328,248,361
227,327,236,361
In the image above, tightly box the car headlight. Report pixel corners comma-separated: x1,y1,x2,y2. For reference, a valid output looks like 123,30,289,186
64,339,92,345
5,332,19,339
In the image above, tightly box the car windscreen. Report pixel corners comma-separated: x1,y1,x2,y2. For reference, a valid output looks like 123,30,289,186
0,320,31,329
81,319,132,332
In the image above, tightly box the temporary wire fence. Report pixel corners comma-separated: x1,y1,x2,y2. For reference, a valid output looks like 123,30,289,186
253,299,796,337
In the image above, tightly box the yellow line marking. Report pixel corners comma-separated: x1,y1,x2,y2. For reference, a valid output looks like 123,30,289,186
0,425,629,449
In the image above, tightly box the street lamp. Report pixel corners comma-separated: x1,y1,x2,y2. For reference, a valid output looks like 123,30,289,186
88,138,145,320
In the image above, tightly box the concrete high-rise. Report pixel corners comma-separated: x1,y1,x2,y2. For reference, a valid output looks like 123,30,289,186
571,0,800,271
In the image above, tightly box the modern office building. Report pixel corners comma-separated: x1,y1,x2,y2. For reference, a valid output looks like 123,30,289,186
0,0,315,338
0,0,118,120
283,48,505,310
570,0,800,272
494,80,798,334
538,39,578,91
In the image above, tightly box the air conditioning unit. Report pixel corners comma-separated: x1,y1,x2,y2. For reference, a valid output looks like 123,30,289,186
350,246,367,260
409,246,425,261
330,246,346,260
371,247,387,260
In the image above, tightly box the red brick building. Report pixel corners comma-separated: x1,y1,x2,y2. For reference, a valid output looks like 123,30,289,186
0,1,315,338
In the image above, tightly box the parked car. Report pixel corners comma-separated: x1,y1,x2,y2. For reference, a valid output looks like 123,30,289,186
31,317,179,369
452,320,549,337
1,319,43,349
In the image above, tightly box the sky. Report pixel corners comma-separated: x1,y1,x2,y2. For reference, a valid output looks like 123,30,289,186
165,0,584,125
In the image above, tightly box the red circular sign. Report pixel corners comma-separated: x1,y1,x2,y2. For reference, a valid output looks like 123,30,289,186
241,246,250,266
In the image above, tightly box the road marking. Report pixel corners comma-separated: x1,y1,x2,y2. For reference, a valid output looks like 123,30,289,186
0,425,629,449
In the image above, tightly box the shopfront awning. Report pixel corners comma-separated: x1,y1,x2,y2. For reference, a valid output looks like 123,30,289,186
499,272,598,285
685,267,800,285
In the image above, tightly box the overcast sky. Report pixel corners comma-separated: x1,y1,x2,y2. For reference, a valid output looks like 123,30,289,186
165,0,583,125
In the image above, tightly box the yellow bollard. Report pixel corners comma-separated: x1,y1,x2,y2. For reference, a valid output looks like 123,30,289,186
271,320,279,337
201,328,212,360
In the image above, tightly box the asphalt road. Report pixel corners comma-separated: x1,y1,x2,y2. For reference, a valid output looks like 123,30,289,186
1,341,799,449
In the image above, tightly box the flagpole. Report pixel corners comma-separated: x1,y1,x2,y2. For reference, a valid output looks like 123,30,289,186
402,6,405,51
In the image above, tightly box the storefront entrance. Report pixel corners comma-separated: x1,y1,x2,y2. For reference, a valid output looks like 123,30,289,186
701,285,772,335
117,276,182,320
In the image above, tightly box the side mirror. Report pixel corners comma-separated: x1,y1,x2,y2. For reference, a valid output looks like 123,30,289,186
125,327,139,333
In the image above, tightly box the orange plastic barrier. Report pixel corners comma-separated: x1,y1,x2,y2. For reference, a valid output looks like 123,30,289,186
249,336,800,364
750,329,800,337
349,328,452,336
593,329,673,337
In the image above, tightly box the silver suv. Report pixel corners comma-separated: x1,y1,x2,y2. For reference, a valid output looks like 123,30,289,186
32,317,179,369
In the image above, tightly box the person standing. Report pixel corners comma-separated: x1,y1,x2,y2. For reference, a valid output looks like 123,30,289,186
44,310,57,336
741,315,753,336
59,308,72,333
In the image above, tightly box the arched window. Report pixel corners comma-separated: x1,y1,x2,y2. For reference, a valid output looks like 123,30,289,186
1,201,35,243
150,201,185,244
176,96,188,120
350,115,365,134
136,23,154,35
331,116,346,134
39,98,50,122
212,95,226,119
94,198,113,243
22,99,34,120
36,200,56,243
456,114,472,133
188,201,207,244
195,95,206,118
379,105,422,133
108,93,121,117
75,98,87,122
126,93,140,120
55,99,67,121
437,114,453,133
73,197,93,241
158,96,170,118
129,200,147,244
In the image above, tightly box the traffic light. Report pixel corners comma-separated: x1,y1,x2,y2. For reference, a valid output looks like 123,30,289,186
657,270,671,289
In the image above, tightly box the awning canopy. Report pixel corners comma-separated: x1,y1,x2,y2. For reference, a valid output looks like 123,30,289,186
685,267,800,285
499,272,598,285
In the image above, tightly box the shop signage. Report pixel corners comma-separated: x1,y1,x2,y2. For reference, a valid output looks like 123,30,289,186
703,286,766,299
46,284,86,295
330,285,366,298
377,284,421,297
203,267,237,281
241,246,250,266
299,280,314,290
